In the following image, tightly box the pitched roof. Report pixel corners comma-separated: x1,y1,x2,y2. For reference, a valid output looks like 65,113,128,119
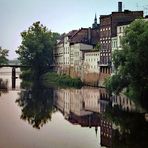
57,28,100,46
67,30,78,37
69,27,100,45
56,30,78,45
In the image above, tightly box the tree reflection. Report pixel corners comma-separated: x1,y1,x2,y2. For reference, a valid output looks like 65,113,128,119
16,81,56,129
104,105,148,148
0,78,8,96
140,97,148,112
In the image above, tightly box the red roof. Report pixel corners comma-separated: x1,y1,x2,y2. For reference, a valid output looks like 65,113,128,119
70,28,100,45
57,28,100,46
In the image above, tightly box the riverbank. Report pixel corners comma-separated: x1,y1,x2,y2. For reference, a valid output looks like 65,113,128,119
41,72,83,88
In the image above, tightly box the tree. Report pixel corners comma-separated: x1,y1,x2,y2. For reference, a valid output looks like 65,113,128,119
0,46,8,64
16,21,60,79
94,42,101,51
105,19,148,108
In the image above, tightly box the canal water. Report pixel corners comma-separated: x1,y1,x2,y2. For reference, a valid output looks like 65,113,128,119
0,67,148,148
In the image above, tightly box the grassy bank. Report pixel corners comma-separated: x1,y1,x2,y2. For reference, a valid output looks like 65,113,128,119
42,72,83,88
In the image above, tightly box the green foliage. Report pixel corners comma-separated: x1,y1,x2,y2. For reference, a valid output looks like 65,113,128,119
105,19,148,106
20,69,32,80
0,46,8,64
104,105,148,148
112,49,126,71
0,79,8,96
16,21,60,79
94,42,101,51
9,59,20,65
104,75,127,95
42,72,83,88
19,69,33,88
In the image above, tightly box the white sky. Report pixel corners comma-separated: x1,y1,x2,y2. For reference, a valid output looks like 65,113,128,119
0,0,148,60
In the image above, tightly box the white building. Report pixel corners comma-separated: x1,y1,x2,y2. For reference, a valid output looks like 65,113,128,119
112,18,148,52
117,23,129,50
54,27,100,77
63,36,70,66
84,50,100,73
54,40,64,72
54,30,77,73
70,43,93,66
111,36,117,52
111,23,129,52
111,23,129,74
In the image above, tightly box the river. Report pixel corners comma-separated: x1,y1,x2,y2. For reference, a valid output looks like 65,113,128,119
0,67,148,148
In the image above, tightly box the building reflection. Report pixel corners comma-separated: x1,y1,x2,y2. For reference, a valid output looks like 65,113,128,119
100,118,112,147
53,87,140,148
54,87,100,117
0,78,8,96
53,87,111,147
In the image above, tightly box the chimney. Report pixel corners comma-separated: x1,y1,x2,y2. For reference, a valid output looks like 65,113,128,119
88,27,91,44
118,2,122,12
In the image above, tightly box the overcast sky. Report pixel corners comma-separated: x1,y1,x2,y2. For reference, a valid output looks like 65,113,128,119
0,0,148,60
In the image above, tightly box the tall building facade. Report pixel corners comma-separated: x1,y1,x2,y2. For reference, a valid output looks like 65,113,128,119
98,2,143,86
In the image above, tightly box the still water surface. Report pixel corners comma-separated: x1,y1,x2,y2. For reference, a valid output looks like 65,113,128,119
0,68,101,148
0,67,148,148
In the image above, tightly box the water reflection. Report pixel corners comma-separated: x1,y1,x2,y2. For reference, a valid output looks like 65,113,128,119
16,82,55,129
54,87,112,147
101,89,148,148
0,67,21,90
0,78,8,96
105,105,148,148
54,87,100,130
15,78,148,147
54,87,148,148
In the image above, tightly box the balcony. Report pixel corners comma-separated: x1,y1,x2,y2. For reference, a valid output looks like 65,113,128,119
97,60,111,67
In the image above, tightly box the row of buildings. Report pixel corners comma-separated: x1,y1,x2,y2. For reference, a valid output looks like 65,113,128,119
53,2,145,86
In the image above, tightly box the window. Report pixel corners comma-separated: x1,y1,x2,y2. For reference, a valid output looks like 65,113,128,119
120,27,122,33
119,36,122,47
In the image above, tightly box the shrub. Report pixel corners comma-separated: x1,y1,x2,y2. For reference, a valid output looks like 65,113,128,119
42,72,83,88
